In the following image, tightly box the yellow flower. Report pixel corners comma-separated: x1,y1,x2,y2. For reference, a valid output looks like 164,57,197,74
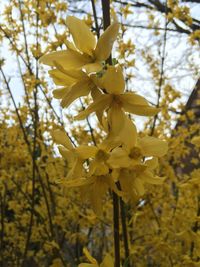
79,248,114,267
53,136,123,215
118,158,166,200
106,135,167,200
50,66,97,108
40,16,119,72
108,136,168,169
53,129,96,179
92,65,125,94
75,91,159,121
53,130,123,214
191,136,200,147
106,105,137,147
74,65,159,121
64,173,122,216
87,138,121,176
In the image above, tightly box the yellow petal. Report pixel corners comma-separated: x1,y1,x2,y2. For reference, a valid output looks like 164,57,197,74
88,161,99,176
107,106,126,137
64,178,92,188
91,87,104,124
75,94,112,120
58,147,75,164
121,93,159,116
90,189,103,217
76,145,98,159
40,50,90,68
83,248,98,265
108,147,131,168
65,40,77,51
96,65,125,94
94,22,119,61
100,254,114,267
54,62,87,79
119,117,137,150
83,62,103,74
92,162,109,176
66,16,96,56
111,169,120,181
61,80,92,108
145,157,158,169
67,158,84,179
119,170,133,196
52,129,73,149
138,136,168,157
53,87,70,99
142,170,165,185
134,178,145,196
48,69,76,86
90,176,109,216
124,102,159,116
91,87,103,101
99,138,121,152
191,136,200,147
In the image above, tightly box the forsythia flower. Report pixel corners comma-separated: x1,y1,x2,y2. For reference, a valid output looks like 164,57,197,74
108,136,168,168
75,65,159,121
114,158,166,201
53,129,123,215
40,16,119,72
53,129,96,179
40,16,119,109
78,173,122,216
191,136,200,147
50,68,98,108
108,135,167,200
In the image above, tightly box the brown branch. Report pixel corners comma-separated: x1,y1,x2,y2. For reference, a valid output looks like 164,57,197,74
123,23,185,33
120,198,130,266
91,0,100,38
21,2,39,260
113,191,120,267
0,194,5,267
101,2,122,266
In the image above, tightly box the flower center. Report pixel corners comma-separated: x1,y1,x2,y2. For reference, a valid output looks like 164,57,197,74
112,95,123,107
95,149,109,161
129,147,142,159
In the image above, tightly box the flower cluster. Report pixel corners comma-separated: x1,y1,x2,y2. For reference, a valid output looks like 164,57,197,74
41,16,168,218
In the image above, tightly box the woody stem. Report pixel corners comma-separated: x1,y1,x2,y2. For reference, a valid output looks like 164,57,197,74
101,1,120,266
113,192,120,267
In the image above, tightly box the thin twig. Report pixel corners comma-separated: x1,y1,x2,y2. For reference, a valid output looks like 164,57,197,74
79,98,97,146
150,1,168,135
